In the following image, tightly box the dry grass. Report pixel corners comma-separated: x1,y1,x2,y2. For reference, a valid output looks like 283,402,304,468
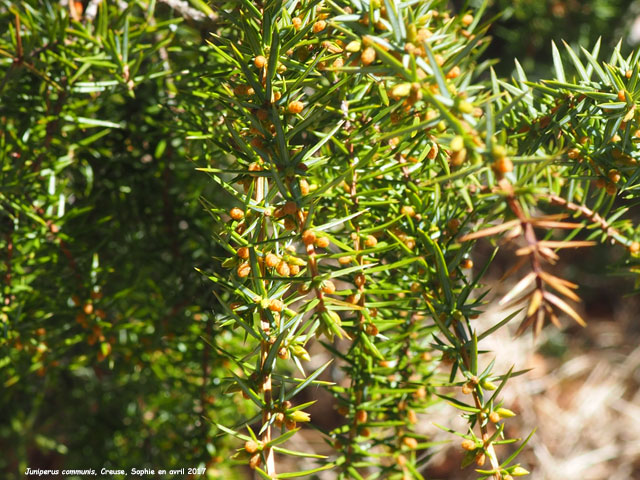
423,290,640,480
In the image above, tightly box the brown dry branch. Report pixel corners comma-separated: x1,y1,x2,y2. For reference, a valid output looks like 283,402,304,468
461,180,592,337
544,193,632,248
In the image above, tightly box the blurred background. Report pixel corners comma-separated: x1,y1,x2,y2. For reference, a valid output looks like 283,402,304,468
1,1,639,479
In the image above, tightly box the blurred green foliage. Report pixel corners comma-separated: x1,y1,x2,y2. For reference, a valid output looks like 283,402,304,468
483,0,635,77
0,1,245,477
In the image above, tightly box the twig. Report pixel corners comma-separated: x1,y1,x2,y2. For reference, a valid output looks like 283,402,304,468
255,174,276,478
455,336,503,480
344,138,368,471
544,193,629,247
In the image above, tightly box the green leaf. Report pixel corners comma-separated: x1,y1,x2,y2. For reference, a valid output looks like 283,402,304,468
266,428,300,448
418,230,453,305
562,40,588,81
581,40,608,84
477,309,522,341
275,464,335,478
499,429,537,467
435,394,481,413
284,360,333,401
382,0,404,44
551,40,565,83
423,41,450,100
272,446,328,459
67,116,124,129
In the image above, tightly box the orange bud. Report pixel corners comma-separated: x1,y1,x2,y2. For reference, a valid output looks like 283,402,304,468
274,412,285,427
288,100,304,114
237,262,251,277
446,66,460,79
402,437,418,449
449,148,467,166
230,207,245,220
312,20,326,33
493,157,513,175
413,387,427,398
269,298,283,313
401,205,416,217
365,323,378,336
254,55,267,69
302,230,316,245
608,169,621,183
265,253,279,268
276,261,290,277
245,440,260,453
567,148,580,159
356,410,367,423
461,439,476,451
299,178,310,195
315,236,330,248
461,14,473,26
361,47,376,66
72,1,83,15
321,280,336,294
407,409,418,424
364,235,377,248
427,143,439,159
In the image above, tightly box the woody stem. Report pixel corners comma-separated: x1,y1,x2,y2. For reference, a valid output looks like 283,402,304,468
256,175,275,477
